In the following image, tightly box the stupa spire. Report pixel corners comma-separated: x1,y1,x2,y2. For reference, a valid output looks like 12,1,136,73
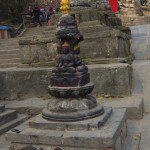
60,0,70,14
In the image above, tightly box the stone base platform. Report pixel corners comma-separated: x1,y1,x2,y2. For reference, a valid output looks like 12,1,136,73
6,108,127,150
0,105,28,135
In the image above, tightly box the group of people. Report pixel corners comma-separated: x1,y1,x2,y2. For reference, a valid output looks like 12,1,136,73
26,5,55,27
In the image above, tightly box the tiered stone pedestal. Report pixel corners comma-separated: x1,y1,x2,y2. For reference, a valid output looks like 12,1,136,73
0,105,27,135
6,107,127,150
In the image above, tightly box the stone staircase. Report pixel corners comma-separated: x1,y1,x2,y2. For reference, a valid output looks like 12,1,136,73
22,25,47,38
0,105,28,135
0,25,47,68
0,38,20,68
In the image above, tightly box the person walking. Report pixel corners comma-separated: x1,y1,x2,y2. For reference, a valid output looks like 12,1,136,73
47,6,54,23
32,6,42,26
39,5,46,22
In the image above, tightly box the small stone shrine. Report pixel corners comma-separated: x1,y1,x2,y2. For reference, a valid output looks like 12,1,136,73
7,1,128,149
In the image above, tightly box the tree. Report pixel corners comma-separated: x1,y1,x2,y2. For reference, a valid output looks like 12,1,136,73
0,0,26,21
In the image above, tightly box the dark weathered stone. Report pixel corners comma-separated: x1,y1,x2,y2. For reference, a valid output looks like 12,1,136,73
0,114,27,135
49,82,94,98
0,110,17,126
0,105,5,113
42,13,104,122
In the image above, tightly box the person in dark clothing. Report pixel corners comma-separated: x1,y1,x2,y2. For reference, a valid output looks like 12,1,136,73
32,6,42,26
47,6,54,23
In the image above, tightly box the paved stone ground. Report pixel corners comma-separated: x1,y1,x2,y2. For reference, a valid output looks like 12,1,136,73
127,24,150,150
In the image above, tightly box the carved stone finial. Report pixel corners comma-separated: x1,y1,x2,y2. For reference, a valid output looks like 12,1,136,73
60,0,70,14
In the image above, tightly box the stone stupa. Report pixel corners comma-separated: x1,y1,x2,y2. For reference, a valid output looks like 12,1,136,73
7,1,128,150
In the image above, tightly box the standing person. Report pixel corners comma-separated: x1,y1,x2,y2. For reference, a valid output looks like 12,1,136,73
27,5,33,16
47,6,54,23
39,5,46,22
108,0,118,12
32,6,42,26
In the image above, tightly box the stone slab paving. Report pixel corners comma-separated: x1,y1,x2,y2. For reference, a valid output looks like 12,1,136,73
130,24,150,60
0,134,10,150
143,61,150,113
131,60,148,94
131,60,150,113
127,114,150,150
1,98,50,116
0,95,143,120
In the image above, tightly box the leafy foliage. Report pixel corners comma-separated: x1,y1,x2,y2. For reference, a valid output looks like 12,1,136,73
0,0,26,21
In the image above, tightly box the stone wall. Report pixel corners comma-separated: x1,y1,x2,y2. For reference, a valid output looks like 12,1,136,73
19,37,57,65
0,64,132,100
19,29,132,66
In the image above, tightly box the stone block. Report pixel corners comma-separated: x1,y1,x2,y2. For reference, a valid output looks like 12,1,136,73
77,30,131,61
0,105,5,113
88,64,132,97
0,110,17,126
101,95,143,120
130,38,148,60
0,68,51,100
4,98,50,116
20,29,131,65
19,37,57,65
0,114,28,135
6,108,127,150
7,126,64,146
29,107,112,131
0,63,132,100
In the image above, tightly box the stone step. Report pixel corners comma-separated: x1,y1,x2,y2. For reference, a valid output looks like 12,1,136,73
0,38,19,43
0,49,19,55
0,54,20,59
0,40,19,44
22,27,47,37
24,28,46,33
23,32,44,36
100,95,144,120
0,58,20,64
30,107,112,131
0,46,19,51
0,105,5,113
0,110,17,126
0,114,28,135
1,95,143,120
0,63,20,68
0,42,19,46
0,63,132,100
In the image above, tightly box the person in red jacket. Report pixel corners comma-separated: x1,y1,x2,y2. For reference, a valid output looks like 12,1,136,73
108,0,118,13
